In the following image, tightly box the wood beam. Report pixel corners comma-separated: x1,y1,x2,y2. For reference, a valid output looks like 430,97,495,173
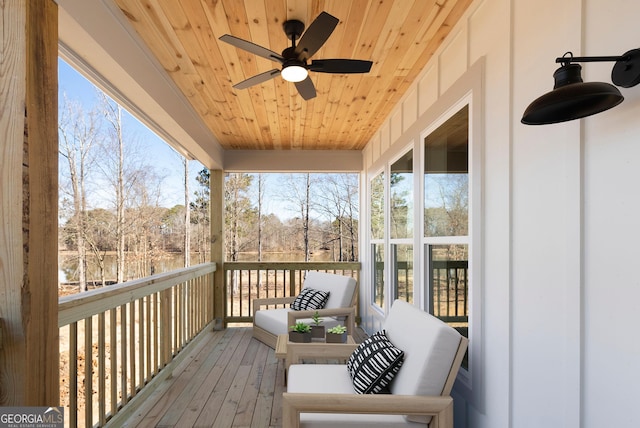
210,170,224,329
0,0,59,405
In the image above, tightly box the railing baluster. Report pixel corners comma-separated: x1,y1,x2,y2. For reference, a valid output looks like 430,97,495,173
129,301,136,398
110,308,117,417
120,304,128,405
98,312,106,426
289,270,296,298
84,316,93,427
145,295,151,383
70,323,77,428
138,297,144,388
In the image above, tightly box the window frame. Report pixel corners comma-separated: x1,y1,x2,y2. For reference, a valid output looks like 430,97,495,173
368,168,386,313
419,88,483,403
389,146,416,305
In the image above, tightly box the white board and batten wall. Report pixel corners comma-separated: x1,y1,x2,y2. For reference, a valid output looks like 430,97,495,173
360,0,640,427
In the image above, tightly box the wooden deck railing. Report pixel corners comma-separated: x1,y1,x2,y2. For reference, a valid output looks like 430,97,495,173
223,262,361,324
58,262,216,428
429,260,469,324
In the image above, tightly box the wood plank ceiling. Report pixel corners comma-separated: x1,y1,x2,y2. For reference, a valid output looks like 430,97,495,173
112,0,473,151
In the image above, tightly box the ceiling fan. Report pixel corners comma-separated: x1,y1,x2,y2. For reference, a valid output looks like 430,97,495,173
219,11,373,100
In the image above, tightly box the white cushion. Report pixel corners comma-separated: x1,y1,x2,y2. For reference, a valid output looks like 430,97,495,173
288,365,420,428
384,300,461,423
302,272,356,309
254,308,292,336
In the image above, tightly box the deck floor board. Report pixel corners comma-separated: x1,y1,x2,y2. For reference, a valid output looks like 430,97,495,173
121,326,367,427
122,328,285,428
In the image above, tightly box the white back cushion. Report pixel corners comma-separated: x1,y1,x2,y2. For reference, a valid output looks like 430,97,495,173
302,272,356,308
384,300,461,397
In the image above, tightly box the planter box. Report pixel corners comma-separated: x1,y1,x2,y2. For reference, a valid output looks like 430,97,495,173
326,332,347,343
310,325,325,339
289,331,312,343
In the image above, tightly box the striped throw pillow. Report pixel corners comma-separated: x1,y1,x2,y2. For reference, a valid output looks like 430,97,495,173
290,288,330,311
346,330,404,394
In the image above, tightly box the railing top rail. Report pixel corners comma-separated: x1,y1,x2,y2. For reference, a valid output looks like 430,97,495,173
431,260,468,268
222,261,361,270
58,262,216,328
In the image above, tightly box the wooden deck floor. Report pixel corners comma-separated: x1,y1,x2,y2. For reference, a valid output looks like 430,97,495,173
122,328,286,428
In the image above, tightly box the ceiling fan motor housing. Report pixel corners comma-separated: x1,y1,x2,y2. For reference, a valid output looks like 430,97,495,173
283,20,305,41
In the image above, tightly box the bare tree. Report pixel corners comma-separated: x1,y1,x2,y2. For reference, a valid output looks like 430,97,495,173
225,173,254,262
282,173,313,261
184,157,191,267
84,208,115,286
192,169,211,263
99,95,127,282
315,174,359,261
59,94,100,291
257,173,264,262
99,93,161,282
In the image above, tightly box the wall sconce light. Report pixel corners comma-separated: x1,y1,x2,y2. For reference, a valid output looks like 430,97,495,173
521,48,640,125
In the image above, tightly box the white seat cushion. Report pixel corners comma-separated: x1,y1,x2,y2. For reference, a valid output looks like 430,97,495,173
288,364,422,428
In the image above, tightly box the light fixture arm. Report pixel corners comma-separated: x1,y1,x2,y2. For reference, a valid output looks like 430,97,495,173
555,49,640,88
556,53,626,65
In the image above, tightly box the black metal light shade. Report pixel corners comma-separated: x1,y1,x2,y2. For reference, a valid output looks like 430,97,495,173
522,63,623,125
522,49,640,125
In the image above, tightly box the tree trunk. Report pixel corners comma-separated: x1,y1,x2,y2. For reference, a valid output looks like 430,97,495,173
304,173,310,261
116,105,126,283
184,157,191,267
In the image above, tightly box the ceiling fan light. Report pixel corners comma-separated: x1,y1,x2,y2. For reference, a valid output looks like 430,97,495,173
281,65,308,82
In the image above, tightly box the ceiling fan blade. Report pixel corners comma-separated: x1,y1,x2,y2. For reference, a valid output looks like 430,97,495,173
219,34,284,63
295,76,317,100
309,59,373,74
295,11,339,61
233,69,280,89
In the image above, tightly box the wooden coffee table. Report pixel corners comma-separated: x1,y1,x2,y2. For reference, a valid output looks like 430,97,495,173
275,333,355,359
275,333,356,384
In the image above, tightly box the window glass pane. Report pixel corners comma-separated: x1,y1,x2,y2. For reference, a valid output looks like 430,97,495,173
392,244,413,303
372,243,385,308
390,150,413,239
428,243,469,368
424,105,469,237
370,172,385,240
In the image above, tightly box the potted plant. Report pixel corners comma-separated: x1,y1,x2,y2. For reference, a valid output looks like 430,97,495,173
326,325,348,343
310,311,325,339
289,321,312,343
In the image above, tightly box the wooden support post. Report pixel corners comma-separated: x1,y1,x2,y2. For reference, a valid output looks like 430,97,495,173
0,0,59,405
210,170,225,329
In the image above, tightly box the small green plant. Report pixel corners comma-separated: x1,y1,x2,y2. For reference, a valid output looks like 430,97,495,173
290,321,311,333
311,311,324,326
327,325,347,334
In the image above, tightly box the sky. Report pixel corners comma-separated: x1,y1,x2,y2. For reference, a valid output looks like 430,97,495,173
58,58,355,221
58,58,205,209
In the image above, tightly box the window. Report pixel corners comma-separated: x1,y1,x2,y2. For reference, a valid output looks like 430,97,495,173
364,60,483,402
390,150,414,303
424,105,470,369
370,172,385,308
